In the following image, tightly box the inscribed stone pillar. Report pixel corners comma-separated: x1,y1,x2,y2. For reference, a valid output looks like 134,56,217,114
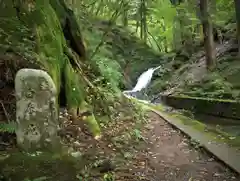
15,68,60,152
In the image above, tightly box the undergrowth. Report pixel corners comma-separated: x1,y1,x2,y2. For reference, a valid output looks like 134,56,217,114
179,56,240,100
0,122,16,133
149,50,240,101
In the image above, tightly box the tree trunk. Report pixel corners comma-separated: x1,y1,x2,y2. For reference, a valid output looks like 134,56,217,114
172,16,182,50
140,0,147,42
122,0,128,27
234,0,240,57
0,0,101,137
160,18,168,52
199,0,216,70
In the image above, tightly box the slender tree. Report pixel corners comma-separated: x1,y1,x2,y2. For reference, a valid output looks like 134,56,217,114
139,0,148,42
199,0,216,70
122,0,129,27
234,0,240,57
160,17,168,52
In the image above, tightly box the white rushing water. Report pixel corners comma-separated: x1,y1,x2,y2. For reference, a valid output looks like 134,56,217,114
123,65,161,98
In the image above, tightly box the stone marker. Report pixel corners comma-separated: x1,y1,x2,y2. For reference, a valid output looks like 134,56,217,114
15,68,60,152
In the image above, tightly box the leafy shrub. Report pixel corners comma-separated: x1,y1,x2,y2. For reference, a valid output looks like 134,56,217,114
0,122,16,133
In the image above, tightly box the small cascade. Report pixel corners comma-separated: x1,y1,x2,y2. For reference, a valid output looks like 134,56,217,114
123,65,161,99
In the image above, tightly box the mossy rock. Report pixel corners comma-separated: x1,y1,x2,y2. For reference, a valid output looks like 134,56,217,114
0,0,101,137
0,152,85,181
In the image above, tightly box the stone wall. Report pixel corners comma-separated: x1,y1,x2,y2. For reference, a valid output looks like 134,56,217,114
160,95,240,120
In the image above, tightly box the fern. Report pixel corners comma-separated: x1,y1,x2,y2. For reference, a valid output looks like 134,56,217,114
0,122,16,133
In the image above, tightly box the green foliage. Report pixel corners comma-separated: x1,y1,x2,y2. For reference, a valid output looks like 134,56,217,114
92,47,123,92
76,0,232,53
74,0,238,105
0,17,36,62
75,15,123,92
1,152,82,181
1,0,238,139
103,173,115,181
131,128,144,141
76,175,84,181
64,61,85,106
34,0,67,93
76,11,166,93
0,122,16,133
178,55,240,100
213,0,235,26
148,0,176,51
183,73,234,98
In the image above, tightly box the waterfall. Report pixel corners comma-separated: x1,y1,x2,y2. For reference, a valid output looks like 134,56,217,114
123,65,161,98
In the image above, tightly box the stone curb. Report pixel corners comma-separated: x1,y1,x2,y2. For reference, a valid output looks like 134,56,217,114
149,108,240,175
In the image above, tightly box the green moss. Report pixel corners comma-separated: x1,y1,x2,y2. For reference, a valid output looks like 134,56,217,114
34,0,67,93
171,114,207,132
164,110,240,147
64,61,85,107
1,0,88,107
0,0,66,93
160,95,240,120
0,4,35,60
0,0,102,137
169,94,238,103
84,114,101,137
146,103,165,112
0,152,86,181
172,113,240,147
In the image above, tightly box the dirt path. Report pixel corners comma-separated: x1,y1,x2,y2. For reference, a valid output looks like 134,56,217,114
137,112,240,181
1,110,240,181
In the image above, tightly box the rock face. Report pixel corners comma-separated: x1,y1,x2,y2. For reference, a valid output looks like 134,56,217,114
15,69,60,152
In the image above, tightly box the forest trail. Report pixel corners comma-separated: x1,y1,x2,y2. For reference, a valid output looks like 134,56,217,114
126,111,240,181
1,105,240,181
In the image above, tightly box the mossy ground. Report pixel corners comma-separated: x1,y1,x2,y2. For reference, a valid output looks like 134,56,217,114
0,152,82,181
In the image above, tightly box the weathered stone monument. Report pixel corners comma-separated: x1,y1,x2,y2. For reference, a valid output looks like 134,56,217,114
15,68,60,152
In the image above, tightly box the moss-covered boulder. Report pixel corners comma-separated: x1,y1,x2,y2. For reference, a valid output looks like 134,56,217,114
0,0,100,137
